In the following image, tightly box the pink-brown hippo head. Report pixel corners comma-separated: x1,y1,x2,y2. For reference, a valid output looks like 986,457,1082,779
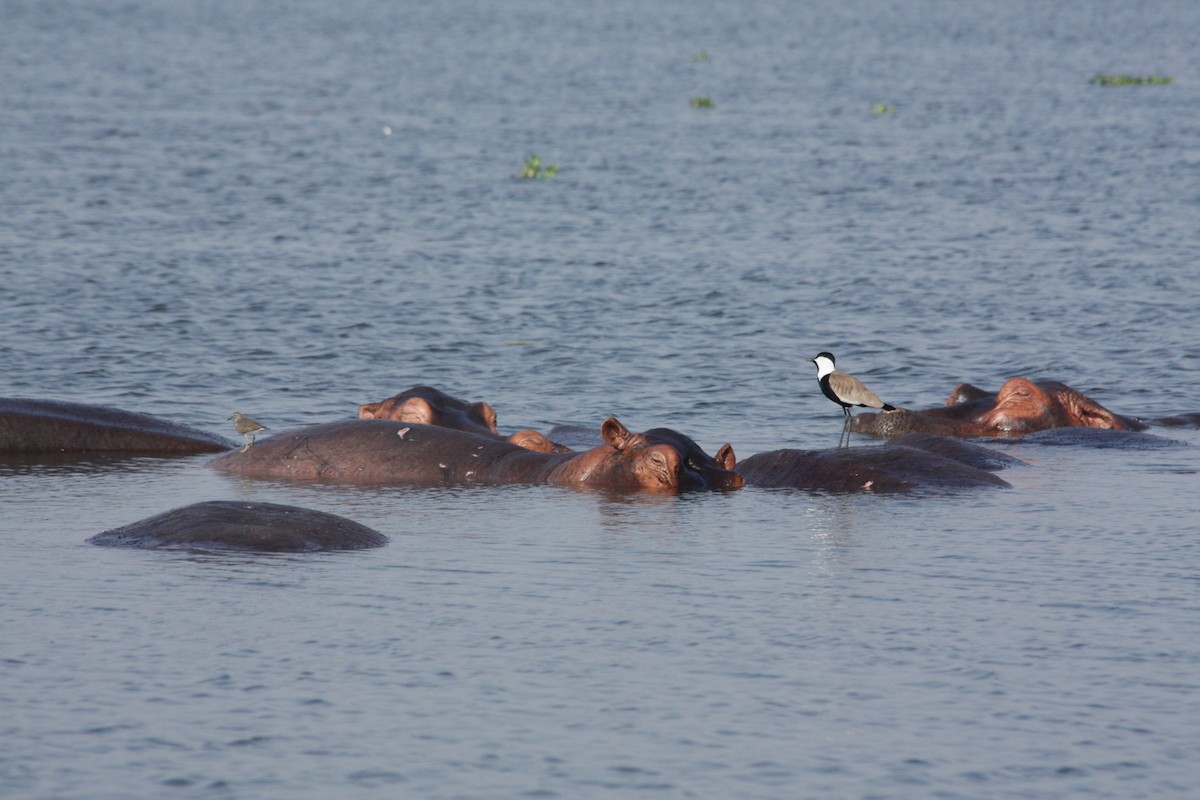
544,418,743,492
358,386,498,435
357,386,570,452
980,378,1134,434
851,378,1144,438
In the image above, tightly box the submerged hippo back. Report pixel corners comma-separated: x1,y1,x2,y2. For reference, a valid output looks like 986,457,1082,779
88,500,387,552
0,398,233,454
210,419,560,485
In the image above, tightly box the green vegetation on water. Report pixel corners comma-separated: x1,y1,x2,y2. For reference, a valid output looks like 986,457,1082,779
1090,73,1173,86
871,103,897,116
690,50,709,63
519,155,558,179
690,96,715,109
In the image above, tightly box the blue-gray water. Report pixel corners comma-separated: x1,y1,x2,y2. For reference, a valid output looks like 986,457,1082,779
2,1,1199,798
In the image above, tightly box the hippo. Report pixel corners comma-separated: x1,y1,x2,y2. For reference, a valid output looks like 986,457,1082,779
738,435,1014,493
358,385,569,453
885,432,1025,471
0,398,233,454
849,378,1144,439
358,385,499,433
211,417,743,493
87,500,387,552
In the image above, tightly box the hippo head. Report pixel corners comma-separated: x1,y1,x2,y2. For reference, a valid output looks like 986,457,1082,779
979,378,1056,434
855,377,1143,439
585,417,744,492
981,377,1130,434
358,386,499,436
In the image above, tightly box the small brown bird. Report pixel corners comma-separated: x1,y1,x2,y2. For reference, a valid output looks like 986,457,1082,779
229,412,268,452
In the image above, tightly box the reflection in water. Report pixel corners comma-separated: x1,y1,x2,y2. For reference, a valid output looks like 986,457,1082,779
805,496,861,545
0,452,203,477
803,495,867,579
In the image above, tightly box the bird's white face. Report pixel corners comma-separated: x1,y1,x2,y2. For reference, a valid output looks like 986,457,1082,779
811,354,836,378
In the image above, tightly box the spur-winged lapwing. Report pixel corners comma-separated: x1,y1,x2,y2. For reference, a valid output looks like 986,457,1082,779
810,352,896,418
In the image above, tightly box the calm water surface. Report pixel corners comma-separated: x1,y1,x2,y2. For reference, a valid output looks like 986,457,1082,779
2,1,1199,798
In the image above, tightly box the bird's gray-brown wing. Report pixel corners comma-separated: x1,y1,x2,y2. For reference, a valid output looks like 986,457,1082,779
236,416,267,434
829,371,887,409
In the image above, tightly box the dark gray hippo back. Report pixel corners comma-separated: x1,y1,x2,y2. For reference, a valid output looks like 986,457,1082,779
88,500,387,552
1,398,234,454
885,433,1026,471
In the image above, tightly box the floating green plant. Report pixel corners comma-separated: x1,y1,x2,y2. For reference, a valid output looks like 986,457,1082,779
690,96,715,109
690,50,709,63
871,102,897,115
1090,73,1173,86
519,155,558,179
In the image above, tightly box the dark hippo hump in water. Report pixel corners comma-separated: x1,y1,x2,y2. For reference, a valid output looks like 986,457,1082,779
885,433,1026,470
209,419,552,485
738,445,1010,493
87,501,387,552
0,398,233,454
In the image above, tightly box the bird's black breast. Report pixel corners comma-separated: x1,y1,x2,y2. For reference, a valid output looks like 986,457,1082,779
818,375,849,408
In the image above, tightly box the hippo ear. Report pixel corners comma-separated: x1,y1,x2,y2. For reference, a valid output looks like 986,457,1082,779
715,443,737,470
508,429,554,453
471,401,498,433
398,396,436,425
1056,390,1125,430
358,402,381,420
1073,403,1122,429
945,383,990,406
600,417,634,450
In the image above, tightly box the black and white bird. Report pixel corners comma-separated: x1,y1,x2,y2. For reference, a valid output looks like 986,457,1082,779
229,412,268,452
810,352,895,418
